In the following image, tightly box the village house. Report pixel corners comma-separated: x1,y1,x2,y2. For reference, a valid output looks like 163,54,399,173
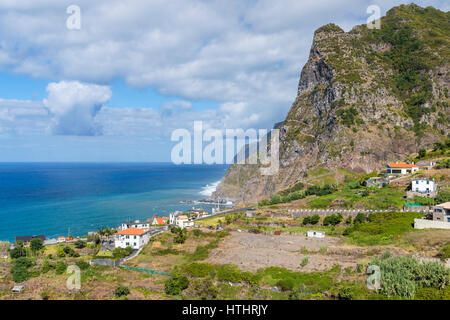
114,227,151,249
188,208,209,218
363,177,388,188
433,202,450,223
175,215,194,229
410,178,437,196
306,231,325,238
416,160,436,170
15,235,46,246
151,216,169,225
386,162,420,175
169,211,183,224
119,220,150,231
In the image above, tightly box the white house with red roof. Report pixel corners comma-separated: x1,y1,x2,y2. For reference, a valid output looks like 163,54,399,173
114,227,151,249
151,216,169,225
386,162,420,175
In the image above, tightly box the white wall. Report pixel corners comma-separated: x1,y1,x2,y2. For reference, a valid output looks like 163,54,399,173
414,218,450,230
412,179,435,193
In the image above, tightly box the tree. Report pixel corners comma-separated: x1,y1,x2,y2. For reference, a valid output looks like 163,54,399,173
114,285,130,297
74,240,86,249
354,213,366,224
164,273,189,295
30,238,44,253
418,148,426,158
9,246,27,259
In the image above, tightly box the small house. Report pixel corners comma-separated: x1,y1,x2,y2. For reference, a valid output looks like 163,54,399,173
151,217,168,225
386,162,420,175
176,215,194,229
119,220,150,231
306,231,325,238
363,177,388,188
114,227,151,249
411,178,437,194
416,160,436,170
12,285,24,293
433,202,450,223
245,208,256,218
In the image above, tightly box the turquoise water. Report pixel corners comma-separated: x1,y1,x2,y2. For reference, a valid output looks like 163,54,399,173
0,163,229,242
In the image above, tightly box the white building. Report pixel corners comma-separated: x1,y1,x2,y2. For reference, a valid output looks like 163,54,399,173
411,179,436,194
114,227,151,249
306,231,325,238
169,211,183,225
119,220,150,231
386,162,420,175
175,215,194,229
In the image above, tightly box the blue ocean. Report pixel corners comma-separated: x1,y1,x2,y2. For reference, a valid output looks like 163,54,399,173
0,163,229,242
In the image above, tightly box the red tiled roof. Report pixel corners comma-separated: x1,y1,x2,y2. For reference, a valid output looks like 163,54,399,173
116,227,147,236
154,218,166,225
387,162,419,168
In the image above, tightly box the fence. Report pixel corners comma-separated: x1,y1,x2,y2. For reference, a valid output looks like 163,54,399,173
91,258,123,267
288,208,432,217
121,265,172,276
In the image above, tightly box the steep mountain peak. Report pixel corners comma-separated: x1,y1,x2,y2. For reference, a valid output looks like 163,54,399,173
214,4,449,204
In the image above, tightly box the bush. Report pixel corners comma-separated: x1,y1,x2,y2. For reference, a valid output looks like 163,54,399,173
41,259,54,273
191,278,218,300
30,238,44,253
436,244,450,261
114,285,130,297
164,273,189,295
76,260,90,270
183,263,214,277
10,257,34,283
9,246,27,259
74,240,86,249
11,265,30,283
338,286,356,300
354,213,366,224
55,261,67,275
323,213,343,226
302,214,320,225
112,246,133,259
370,256,450,299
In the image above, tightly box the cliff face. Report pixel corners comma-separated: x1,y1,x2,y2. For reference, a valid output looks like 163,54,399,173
213,4,450,204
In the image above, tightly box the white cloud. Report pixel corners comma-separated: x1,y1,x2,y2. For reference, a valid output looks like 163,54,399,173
43,81,111,135
0,0,447,139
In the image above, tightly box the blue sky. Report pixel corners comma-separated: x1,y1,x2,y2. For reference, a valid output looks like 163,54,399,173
0,0,447,162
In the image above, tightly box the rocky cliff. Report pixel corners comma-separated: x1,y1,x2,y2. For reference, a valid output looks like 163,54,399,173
213,4,449,204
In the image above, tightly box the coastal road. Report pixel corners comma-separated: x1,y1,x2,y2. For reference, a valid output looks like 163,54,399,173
195,206,254,221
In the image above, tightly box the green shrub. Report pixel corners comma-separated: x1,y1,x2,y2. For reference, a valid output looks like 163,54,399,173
164,273,189,295
9,246,27,259
114,285,130,297
437,244,450,261
323,213,343,226
55,261,67,275
74,240,86,249
76,260,90,270
183,263,214,277
370,256,450,299
300,257,309,268
30,238,44,253
112,246,133,259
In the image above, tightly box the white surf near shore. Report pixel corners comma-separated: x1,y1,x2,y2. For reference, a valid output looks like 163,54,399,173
199,180,221,197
